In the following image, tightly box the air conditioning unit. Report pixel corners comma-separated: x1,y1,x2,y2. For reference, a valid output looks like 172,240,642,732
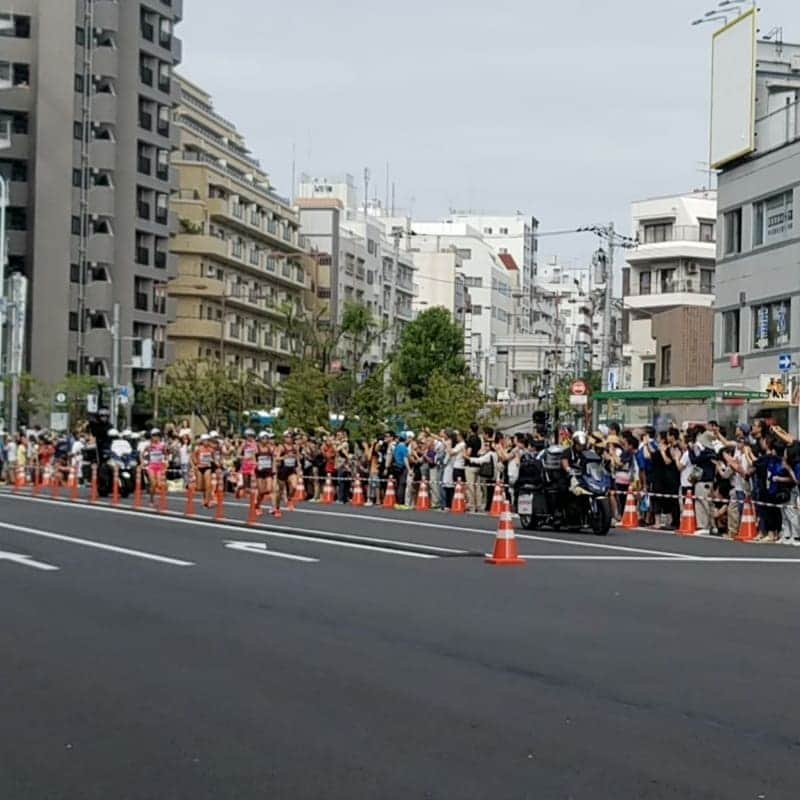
686,262,698,274
206,264,216,277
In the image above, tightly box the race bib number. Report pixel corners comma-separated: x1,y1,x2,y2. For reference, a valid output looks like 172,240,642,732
258,456,273,470
283,457,296,468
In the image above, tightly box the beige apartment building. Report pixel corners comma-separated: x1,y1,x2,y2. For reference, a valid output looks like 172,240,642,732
168,76,308,389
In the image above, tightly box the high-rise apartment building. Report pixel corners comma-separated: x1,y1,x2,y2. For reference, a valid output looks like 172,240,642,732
168,76,308,388
622,190,717,389
0,1,182,420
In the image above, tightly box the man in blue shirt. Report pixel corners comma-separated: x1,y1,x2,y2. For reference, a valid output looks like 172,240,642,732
392,434,410,507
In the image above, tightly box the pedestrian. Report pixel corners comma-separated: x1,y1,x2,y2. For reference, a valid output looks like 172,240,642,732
690,431,718,535
391,433,410,508
464,422,484,513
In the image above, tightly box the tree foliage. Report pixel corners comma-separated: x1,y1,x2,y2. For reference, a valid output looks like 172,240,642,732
4,372,47,428
53,374,102,430
158,360,272,432
279,360,332,433
393,308,466,399
403,369,487,433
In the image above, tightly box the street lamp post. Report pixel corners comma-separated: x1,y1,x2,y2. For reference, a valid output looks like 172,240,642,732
0,173,7,425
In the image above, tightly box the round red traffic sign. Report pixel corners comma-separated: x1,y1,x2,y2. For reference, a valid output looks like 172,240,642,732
570,379,588,396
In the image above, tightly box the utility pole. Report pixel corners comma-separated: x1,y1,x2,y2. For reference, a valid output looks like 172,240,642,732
111,302,120,426
0,173,7,425
600,221,614,392
8,274,26,435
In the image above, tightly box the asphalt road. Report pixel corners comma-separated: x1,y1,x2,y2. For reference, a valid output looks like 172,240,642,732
1,488,799,799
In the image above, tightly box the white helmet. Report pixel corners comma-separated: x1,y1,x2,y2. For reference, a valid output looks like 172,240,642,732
572,431,588,448
258,431,269,440
150,427,161,436
244,428,256,437
199,433,210,442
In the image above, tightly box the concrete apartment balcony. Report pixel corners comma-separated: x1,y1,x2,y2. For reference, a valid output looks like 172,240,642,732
628,227,715,264
93,0,119,31
85,280,113,313
89,139,116,171
92,92,117,126
0,116,9,148
88,233,115,263
172,232,228,260
9,181,27,205
89,186,115,217
171,35,183,64
624,285,715,313
168,317,222,342
93,46,118,80
84,328,112,361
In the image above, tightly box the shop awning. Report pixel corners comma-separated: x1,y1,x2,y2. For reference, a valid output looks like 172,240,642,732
593,387,768,402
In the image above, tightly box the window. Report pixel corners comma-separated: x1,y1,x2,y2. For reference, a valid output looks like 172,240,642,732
499,227,509,235
660,269,675,293
69,312,79,331
455,248,472,260
157,61,170,93
639,271,651,295
723,309,740,354
159,17,173,48
73,121,83,140
0,158,27,182
483,227,493,235
0,15,31,38
12,63,29,86
464,276,483,288
622,268,631,296
753,300,791,350
139,54,154,86
157,104,169,136
11,112,28,134
660,346,672,385
74,74,84,93
367,240,376,255
642,222,673,243
71,215,82,235
471,304,483,315
155,192,168,225
75,26,85,46
622,310,630,345
699,220,715,242
156,149,169,181
700,269,714,294
724,208,742,255
138,98,153,130
642,362,656,388
70,264,81,283
72,168,82,188
753,190,794,247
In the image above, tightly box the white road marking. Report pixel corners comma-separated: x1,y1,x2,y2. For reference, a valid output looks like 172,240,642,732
517,554,800,563
275,505,698,559
224,540,318,563
0,496,441,559
0,548,60,571
0,520,194,567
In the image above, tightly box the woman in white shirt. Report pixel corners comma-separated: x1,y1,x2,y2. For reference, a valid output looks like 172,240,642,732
442,431,466,509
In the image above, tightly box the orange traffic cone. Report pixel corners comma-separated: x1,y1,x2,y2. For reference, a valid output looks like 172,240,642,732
450,479,466,514
678,491,697,536
89,464,98,504
111,465,120,507
620,490,639,529
351,477,365,507
13,465,24,493
293,480,306,504
158,482,168,514
486,500,525,566
185,478,196,517
214,469,225,521
735,498,758,542
247,487,260,526
32,465,41,496
133,467,143,511
489,480,505,517
383,477,396,509
68,466,79,502
41,464,51,491
50,467,60,500
415,479,431,511
322,476,335,505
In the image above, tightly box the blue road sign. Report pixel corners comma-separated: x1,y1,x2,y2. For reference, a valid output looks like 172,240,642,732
778,353,792,372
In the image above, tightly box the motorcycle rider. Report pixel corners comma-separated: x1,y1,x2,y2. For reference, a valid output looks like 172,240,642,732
561,431,589,498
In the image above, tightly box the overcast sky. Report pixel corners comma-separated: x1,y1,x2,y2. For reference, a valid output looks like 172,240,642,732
179,0,795,264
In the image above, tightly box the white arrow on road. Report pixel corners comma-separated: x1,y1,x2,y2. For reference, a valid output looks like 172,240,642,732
224,540,318,563
0,549,60,571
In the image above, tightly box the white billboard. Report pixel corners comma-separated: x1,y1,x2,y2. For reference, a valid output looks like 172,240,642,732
709,8,757,169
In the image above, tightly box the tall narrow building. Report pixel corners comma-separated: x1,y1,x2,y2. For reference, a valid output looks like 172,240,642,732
168,76,308,391
0,1,182,423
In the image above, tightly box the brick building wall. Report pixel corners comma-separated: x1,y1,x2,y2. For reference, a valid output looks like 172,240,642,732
652,307,714,387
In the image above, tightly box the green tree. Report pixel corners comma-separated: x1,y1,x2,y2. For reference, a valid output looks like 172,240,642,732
280,360,331,432
403,369,487,433
393,307,466,398
3,372,47,428
347,367,391,440
158,360,271,432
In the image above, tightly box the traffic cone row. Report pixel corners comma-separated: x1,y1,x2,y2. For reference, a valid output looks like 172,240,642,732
415,479,430,511
489,480,505,518
383,477,396,509
322,476,335,505
678,491,697,536
620,490,639,529
351,477,365,507
450,479,466,514
735,498,758,542
486,500,524,566
133,467,143,511
68,466,79,502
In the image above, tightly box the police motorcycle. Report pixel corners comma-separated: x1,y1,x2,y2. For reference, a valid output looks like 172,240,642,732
97,428,140,498
516,432,613,536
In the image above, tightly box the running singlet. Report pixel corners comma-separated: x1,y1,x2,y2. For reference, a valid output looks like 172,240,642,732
148,442,166,471
282,451,297,469
197,447,213,469
257,452,273,472
241,443,257,473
